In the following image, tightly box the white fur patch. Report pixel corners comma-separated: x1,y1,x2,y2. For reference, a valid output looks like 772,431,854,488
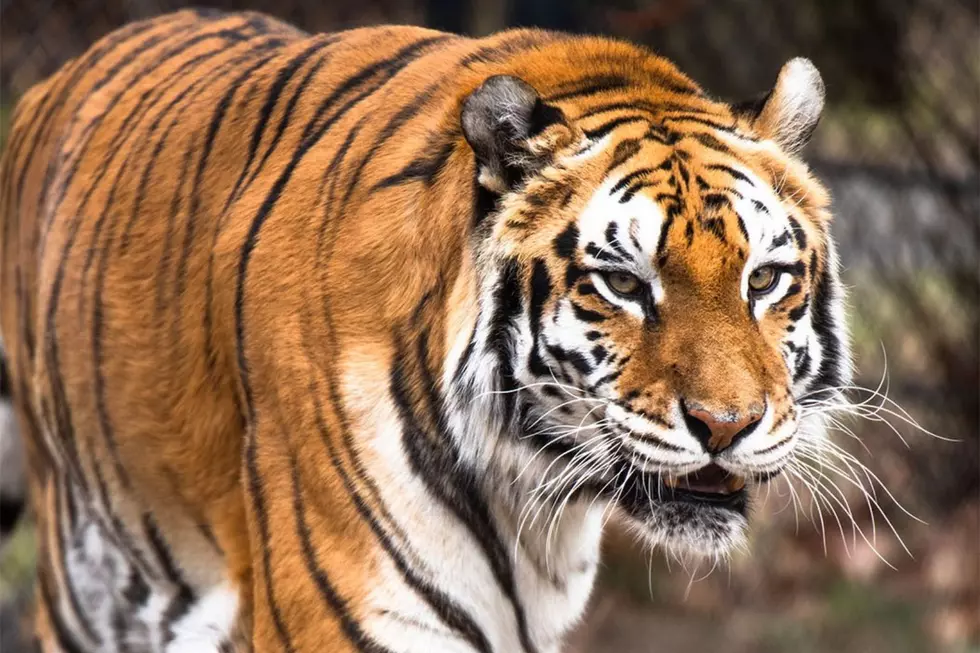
166,583,240,653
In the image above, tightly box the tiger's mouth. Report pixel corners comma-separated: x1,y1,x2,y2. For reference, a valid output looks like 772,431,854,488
619,464,783,518
661,464,748,512
608,462,789,557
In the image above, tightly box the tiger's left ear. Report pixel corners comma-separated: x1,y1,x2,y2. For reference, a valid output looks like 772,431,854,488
733,58,825,155
462,75,567,194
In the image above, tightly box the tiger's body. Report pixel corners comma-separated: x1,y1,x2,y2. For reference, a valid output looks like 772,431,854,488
0,8,849,653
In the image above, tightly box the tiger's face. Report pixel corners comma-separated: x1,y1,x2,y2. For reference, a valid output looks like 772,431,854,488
462,61,849,558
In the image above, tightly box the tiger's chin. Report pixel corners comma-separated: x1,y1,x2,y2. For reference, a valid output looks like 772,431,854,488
627,500,750,560
615,465,767,560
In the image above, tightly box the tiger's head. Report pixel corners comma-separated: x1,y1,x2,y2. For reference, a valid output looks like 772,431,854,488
455,55,850,559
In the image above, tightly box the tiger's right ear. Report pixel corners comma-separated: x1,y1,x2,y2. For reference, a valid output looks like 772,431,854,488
462,75,567,194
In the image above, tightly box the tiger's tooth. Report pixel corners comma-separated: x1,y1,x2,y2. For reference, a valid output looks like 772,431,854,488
663,474,679,488
726,475,746,492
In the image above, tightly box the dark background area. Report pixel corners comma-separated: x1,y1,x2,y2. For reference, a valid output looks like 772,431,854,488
0,0,977,651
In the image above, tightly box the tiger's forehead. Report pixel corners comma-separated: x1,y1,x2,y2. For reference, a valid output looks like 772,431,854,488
563,125,811,270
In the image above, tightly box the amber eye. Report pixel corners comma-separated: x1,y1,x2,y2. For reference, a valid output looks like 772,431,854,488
748,266,779,294
603,271,644,297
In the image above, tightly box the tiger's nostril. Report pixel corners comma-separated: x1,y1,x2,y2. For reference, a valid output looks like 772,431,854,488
681,401,764,454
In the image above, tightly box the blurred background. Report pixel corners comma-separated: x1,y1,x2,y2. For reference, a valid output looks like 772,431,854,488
0,0,977,651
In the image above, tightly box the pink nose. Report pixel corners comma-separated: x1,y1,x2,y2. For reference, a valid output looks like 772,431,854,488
683,405,763,453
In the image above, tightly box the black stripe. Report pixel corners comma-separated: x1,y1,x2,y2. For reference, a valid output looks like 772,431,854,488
143,513,196,647
645,124,679,145
571,302,607,323
787,215,808,250
154,141,196,315
487,259,523,421
770,231,791,249
37,565,89,653
122,566,151,607
341,74,451,205
807,250,844,394
289,454,393,653
244,423,295,651
584,242,625,265
702,193,731,212
0,355,10,398
793,347,812,384
589,362,626,390
242,38,334,185
372,138,456,191
591,345,608,363
91,461,163,594
51,474,102,645
665,113,742,134
687,131,734,155
528,259,551,342
606,138,642,173
584,115,648,141
143,513,194,601
735,214,750,244
546,344,593,376
546,74,631,102
43,213,92,493
621,180,658,204
553,223,579,260
774,260,807,278
316,116,370,213
655,206,678,256
459,31,559,68
575,101,661,121
302,35,452,144
225,37,338,213
527,259,552,377
702,216,727,242
609,167,656,197
704,163,753,185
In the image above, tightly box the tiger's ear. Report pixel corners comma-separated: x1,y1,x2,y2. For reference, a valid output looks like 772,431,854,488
733,58,825,155
462,75,567,194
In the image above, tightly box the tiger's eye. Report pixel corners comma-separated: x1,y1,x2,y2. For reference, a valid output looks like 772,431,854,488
748,266,778,293
605,271,643,297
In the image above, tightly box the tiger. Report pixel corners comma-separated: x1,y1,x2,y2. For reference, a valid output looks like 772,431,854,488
0,7,851,653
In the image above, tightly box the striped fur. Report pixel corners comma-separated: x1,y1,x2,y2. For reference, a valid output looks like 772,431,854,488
0,9,850,652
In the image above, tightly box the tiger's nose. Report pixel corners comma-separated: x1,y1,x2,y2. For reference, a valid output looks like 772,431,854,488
682,402,764,454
